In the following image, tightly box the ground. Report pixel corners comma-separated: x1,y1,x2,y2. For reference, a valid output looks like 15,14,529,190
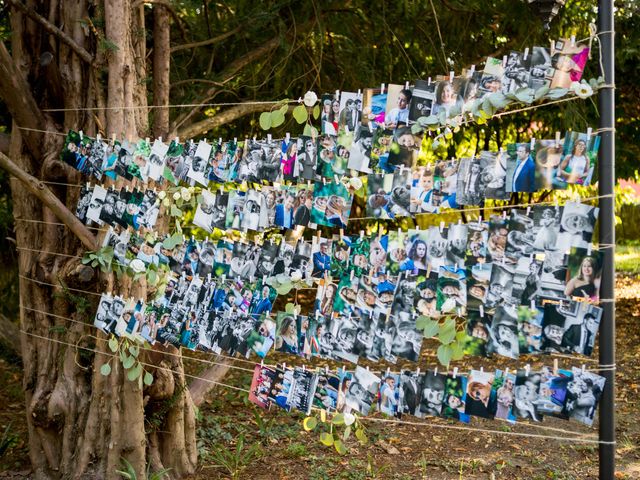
1,273,639,480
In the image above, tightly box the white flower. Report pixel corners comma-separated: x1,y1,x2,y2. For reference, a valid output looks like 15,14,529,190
303,91,318,107
180,187,191,201
157,191,166,200
162,198,171,207
173,191,181,200
349,176,363,191
290,271,302,282
343,412,356,426
129,259,146,274
570,81,593,99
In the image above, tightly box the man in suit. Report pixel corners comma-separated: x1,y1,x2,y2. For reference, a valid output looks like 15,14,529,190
312,242,331,277
512,144,536,192
401,372,421,415
274,194,294,228
251,286,273,319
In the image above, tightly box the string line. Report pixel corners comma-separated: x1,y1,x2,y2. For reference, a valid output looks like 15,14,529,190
19,329,605,442
40,99,296,113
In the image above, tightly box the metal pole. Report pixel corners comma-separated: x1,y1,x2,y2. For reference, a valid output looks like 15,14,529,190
597,0,616,479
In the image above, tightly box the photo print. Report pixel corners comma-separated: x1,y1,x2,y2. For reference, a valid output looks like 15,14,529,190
432,158,459,210
487,305,520,359
316,134,340,178
466,221,489,265
267,367,293,411
310,181,331,227
410,165,437,213
386,127,422,172
479,57,504,97
539,250,568,298
565,247,603,301
240,189,265,232
249,364,279,409
528,46,554,90
425,226,451,273
389,312,423,362
311,236,332,278
493,369,517,423
465,369,496,419
287,368,319,415
542,300,602,356
436,266,467,314
446,223,468,267
369,128,394,173
225,190,246,230
368,234,388,275
554,131,600,188
98,188,124,227
291,239,313,280
564,367,605,426
464,310,492,357
459,70,483,110
102,226,131,267
361,87,386,127
505,209,536,260
292,184,314,228
533,138,564,190
332,275,360,317
366,171,411,219
378,373,402,417
512,369,544,422
517,304,544,354
414,272,438,317
417,371,446,418
75,184,94,223
431,77,463,117
550,38,590,89
502,51,531,93
481,150,510,200
467,263,492,312
342,367,381,415
280,138,299,181
506,142,536,193
408,79,436,122
320,93,340,135
84,184,106,225
457,157,487,206
193,189,217,232
390,272,417,322
338,91,362,133
486,214,509,263
363,312,398,363
557,201,598,250
138,189,160,230
330,235,351,278
399,370,423,416
511,255,543,305
536,368,573,417
163,140,189,185
323,181,354,229
206,142,228,183
148,138,169,181
384,84,412,130
441,374,471,422
313,370,341,412
386,229,411,275
346,234,370,277
347,125,374,173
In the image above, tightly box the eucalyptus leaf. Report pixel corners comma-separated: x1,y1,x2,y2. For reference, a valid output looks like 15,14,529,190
108,337,118,352
423,320,440,338
331,413,345,425
545,87,569,99
533,85,550,100
303,124,318,137
271,109,285,128
486,91,510,109
343,425,351,441
333,438,347,455
292,104,308,124
303,416,318,431
450,341,465,361
320,432,334,446
514,87,535,104
127,362,143,382
259,111,272,130
100,363,111,376
278,103,289,116
143,371,154,386
355,428,368,444
437,343,453,366
123,355,136,370
312,105,320,119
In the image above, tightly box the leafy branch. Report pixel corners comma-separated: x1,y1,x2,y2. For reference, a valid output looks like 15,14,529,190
303,410,368,455
100,335,154,387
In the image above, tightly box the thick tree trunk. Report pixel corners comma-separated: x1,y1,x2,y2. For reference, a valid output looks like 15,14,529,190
5,2,197,479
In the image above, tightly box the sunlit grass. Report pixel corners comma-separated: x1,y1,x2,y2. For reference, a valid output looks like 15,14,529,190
616,245,640,274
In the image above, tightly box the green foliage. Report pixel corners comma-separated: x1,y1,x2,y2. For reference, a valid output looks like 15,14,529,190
100,335,154,388
305,411,368,455
207,434,262,480
415,315,466,366
115,458,171,480
0,423,19,457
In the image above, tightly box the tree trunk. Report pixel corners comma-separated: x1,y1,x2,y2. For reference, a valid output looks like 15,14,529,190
5,2,197,478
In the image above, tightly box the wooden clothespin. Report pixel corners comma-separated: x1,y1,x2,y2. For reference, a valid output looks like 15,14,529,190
553,358,559,376
523,48,529,61
449,71,454,82
380,83,386,95
453,367,458,378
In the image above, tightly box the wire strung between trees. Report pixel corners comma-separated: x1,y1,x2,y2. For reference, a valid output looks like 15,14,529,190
19,328,606,442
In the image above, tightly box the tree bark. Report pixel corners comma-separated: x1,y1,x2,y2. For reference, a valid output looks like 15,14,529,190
3,2,197,479
188,357,233,407
153,5,171,139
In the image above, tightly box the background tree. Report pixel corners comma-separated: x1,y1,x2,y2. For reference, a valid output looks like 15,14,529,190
0,1,637,479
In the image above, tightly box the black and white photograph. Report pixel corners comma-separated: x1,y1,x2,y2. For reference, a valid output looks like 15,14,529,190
408,79,436,122
193,189,217,232
542,300,602,355
86,185,107,224
338,91,362,132
487,304,520,359
512,369,544,422
480,150,509,200
564,368,606,426
416,371,446,418
530,205,562,252
528,46,553,89
343,366,381,416
186,140,213,186
366,171,411,220
502,51,531,93
505,210,536,260
398,370,423,416
378,373,401,417
511,255,543,304
240,189,264,232
98,188,125,227
446,223,468,267
557,201,599,250
456,157,486,206
540,250,569,298
287,368,319,415
485,263,515,309
297,135,318,181
479,56,504,97
75,184,94,223
436,266,467,314
148,138,169,181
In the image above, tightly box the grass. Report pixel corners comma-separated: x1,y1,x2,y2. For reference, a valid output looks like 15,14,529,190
615,245,640,274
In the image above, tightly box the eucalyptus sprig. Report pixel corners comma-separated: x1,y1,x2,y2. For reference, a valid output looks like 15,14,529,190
303,410,368,455
100,334,154,387
415,315,467,366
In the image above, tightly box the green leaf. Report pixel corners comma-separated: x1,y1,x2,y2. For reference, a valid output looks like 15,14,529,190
278,103,289,116
312,105,320,119
514,87,535,104
355,428,368,444
128,345,139,358
259,112,272,130
534,85,550,100
331,413,345,426
292,104,308,124
437,343,453,366
303,416,318,431
303,124,318,137
270,109,285,128
284,302,296,313
320,432,334,446
417,114,440,126
343,425,351,441
123,355,136,370
82,256,92,265
127,362,143,382
545,87,569,99
147,269,158,286
100,363,111,376
423,320,440,338
275,282,293,295
143,371,154,386
450,341,465,361
333,438,347,455
108,337,118,353
411,123,424,135
170,204,182,217
486,91,510,109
